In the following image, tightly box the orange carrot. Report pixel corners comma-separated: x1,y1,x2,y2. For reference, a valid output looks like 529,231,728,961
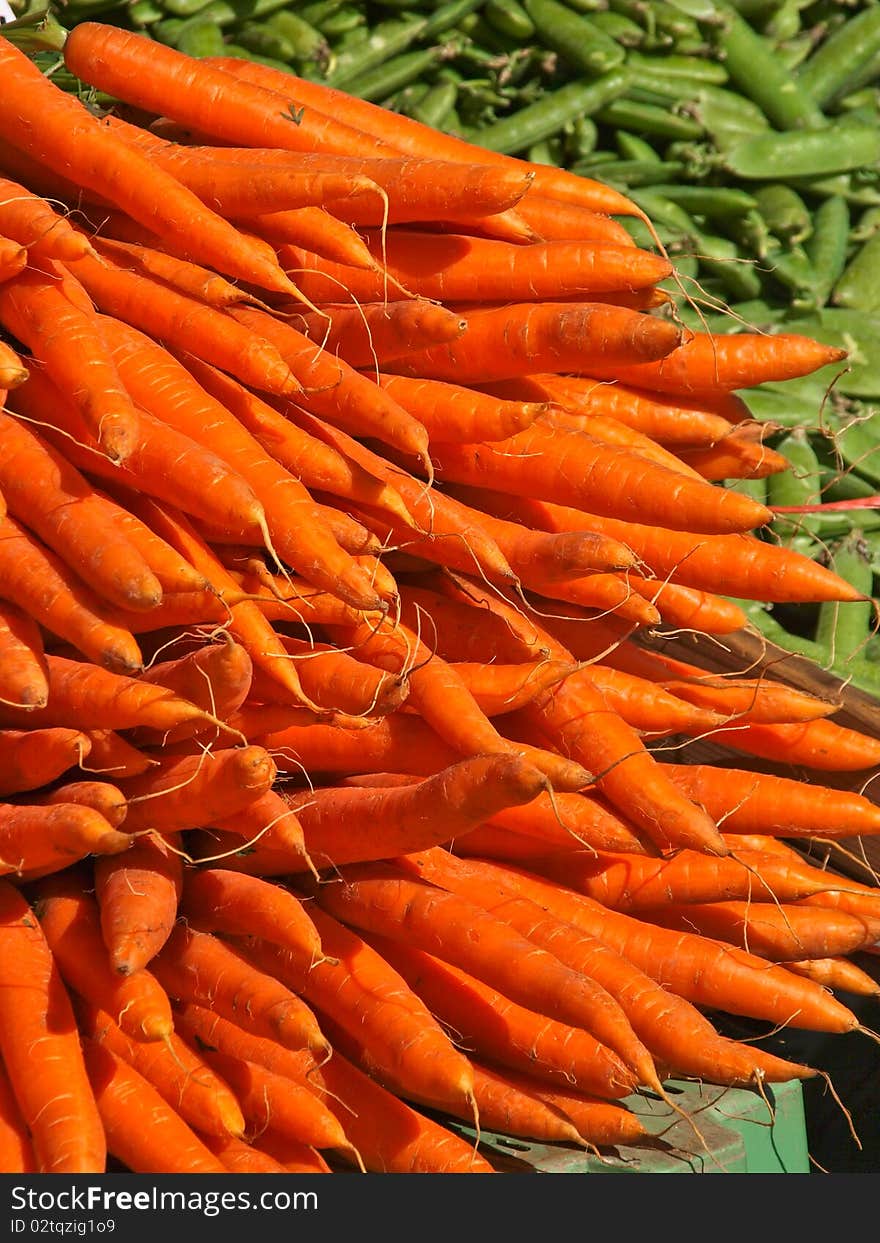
0,879,106,1172
8,366,268,539
31,779,128,829
249,635,408,719
153,922,330,1055
0,1058,36,1173
88,234,260,309
291,302,467,372
82,1040,227,1173
94,833,184,974
784,957,880,997
81,1000,246,1139
367,373,549,445
116,745,276,836
283,753,550,868
245,205,378,268
481,861,863,1034
2,35,300,298
558,663,728,736
0,264,140,462
181,868,325,966
0,175,92,262
315,859,660,1091
0,726,90,796
137,632,253,733
238,908,480,1121
0,800,130,878
701,717,880,772
585,330,849,395
453,657,582,716
34,869,174,1042
365,932,637,1100
0,343,28,390
174,1001,495,1173
80,728,155,780
201,1133,289,1174
0,514,143,674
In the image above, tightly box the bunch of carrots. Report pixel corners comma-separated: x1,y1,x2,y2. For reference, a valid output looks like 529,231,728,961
1,20,880,1177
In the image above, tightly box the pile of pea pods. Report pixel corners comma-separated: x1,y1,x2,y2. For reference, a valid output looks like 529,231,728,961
18,0,880,681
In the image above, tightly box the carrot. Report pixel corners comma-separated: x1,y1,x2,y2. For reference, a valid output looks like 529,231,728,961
2,35,301,298
0,726,90,796
676,434,792,481
364,932,636,1100
636,898,879,962
88,234,260,309
475,1064,648,1148
339,617,592,790
34,869,174,1042
80,1000,246,1139
181,868,325,967
480,861,863,1034
227,305,431,465
0,601,48,709
7,366,268,538
0,265,141,463
0,515,143,674
290,303,467,372
427,421,772,537
82,1040,227,1173
181,356,412,527
558,664,728,736
701,717,880,772
174,1001,495,1173
136,632,253,739
201,55,641,219
0,1058,36,1173
398,578,558,664
245,205,377,269
784,957,880,997
452,658,582,716
152,921,330,1055
94,833,184,974
238,908,480,1122
0,343,28,390
283,753,550,868
0,236,26,283
80,728,155,780
0,800,130,878
115,744,276,836
585,330,849,395
662,763,880,840
0,175,92,262
285,229,672,306
314,859,658,1090
364,373,549,445
101,321,388,613
506,496,867,604
658,674,839,726
206,787,315,875
66,253,299,397
200,1133,289,1174
0,879,106,1172
248,1134,332,1173
249,635,408,719
512,667,730,856
486,375,738,448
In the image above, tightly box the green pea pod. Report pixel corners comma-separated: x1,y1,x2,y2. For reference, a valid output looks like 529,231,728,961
466,67,632,155
233,21,297,62
584,159,687,187
128,0,164,26
831,232,880,315
344,47,444,104
735,600,831,666
565,116,600,160
767,428,825,541
691,91,770,152
325,13,429,86
523,0,628,75
800,195,850,310
795,5,880,110
646,183,758,219
221,43,295,72
590,10,646,46
594,97,705,140
297,0,346,25
625,50,729,82
411,80,459,129
156,0,212,15
850,206,880,244
316,6,366,36
815,533,877,670
713,3,827,131
485,0,536,38
264,11,331,63
692,229,764,302
174,12,227,55
753,185,813,246
723,123,880,181
615,131,663,162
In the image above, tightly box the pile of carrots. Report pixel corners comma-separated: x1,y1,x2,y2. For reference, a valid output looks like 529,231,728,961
2,20,880,1177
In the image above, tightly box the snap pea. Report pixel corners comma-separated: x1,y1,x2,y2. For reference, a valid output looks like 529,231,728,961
585,158,688,186
795,4,880,108
735,601,830,666
234,19,298,61
850,206,880,244
156,0,213,16
566,115,600,159
723,122,880,180
645,183,759,218
465,67,632,154
297,0,347,25
815,533,877,668
263,11,331,64
315,5,366,36
410,79,459,128
767,428,826,540
175,12,227,54
688,91,770,153
128,0,164,25
484,0,536,39
523,0,628,76
593,97,705,140
830,229,880,313
625,50,729,82
615,130,663,162
589,10,647,45
343,46,446,104
753,185,814,245
222,43,294,71
713,3,828,130
800,194,850,308
325,13,429,86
